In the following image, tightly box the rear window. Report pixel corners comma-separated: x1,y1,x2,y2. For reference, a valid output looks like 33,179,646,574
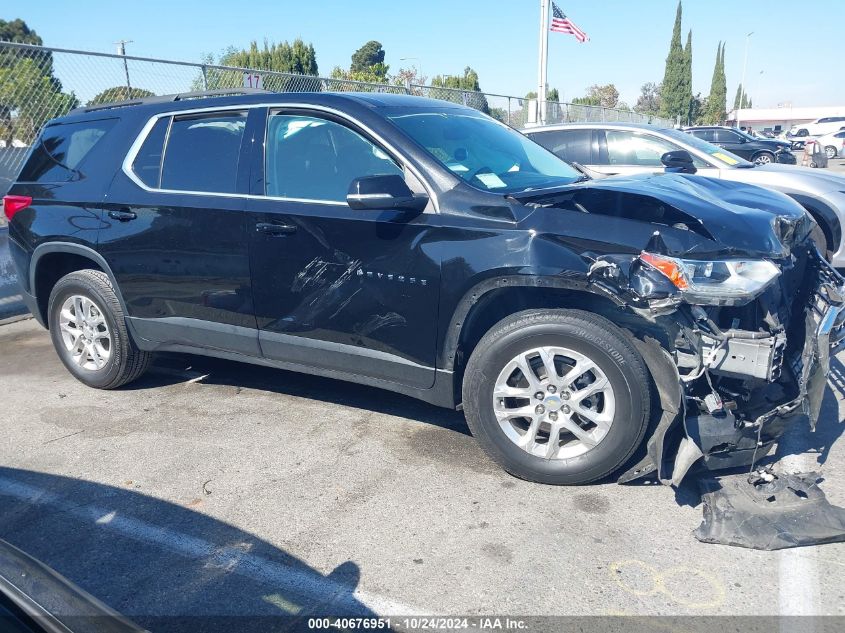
159,111,246,194
529,129,593,164
18,118,116,183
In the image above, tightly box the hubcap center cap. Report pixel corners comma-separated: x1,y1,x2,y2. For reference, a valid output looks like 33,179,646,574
544,394,563,412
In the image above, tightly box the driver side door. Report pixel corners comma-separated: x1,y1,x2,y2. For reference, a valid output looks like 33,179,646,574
245,108,441,389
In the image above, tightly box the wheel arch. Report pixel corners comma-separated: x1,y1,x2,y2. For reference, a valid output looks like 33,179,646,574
788,193,842,255
442,276,670,406
30,243,126,327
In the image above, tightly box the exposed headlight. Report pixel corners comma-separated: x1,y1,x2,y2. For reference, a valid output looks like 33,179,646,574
640,252,781,304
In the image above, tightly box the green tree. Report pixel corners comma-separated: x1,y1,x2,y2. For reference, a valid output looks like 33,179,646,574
220,39,318,76
88,86,155,105
0,19,78,144
634,82,662,115
659,1,687,121
332,40,389,83
350,41,386,74
682,30,693,124
195,40,320,93
733,80,750,111
430,67,489,113
572,84,619,108
704,43,727,124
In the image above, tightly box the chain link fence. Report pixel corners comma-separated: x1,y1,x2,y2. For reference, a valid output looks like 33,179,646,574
0,41,672,185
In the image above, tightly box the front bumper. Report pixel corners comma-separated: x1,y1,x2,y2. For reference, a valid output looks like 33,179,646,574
776,150,797,164
613,246,845,484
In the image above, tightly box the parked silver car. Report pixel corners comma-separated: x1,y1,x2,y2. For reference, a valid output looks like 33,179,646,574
524,123,845,267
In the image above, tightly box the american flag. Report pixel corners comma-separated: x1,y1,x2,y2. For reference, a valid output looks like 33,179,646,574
550,3,588,43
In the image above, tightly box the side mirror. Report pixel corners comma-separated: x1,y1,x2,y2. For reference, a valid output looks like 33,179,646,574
661,150,697,174
347,174,429,212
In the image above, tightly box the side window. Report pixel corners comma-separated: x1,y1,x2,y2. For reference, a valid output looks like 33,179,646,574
19,118,117,183
131,117,169,188
689,129,713,142
159,111,247,194
264,113,403,201
713,129,740,143
605,130,680,167
529,129,592,164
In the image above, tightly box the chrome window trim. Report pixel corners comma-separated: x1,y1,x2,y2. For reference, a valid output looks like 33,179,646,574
121,102,440,212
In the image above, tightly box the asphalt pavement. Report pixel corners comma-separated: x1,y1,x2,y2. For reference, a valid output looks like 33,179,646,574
1,317,844,626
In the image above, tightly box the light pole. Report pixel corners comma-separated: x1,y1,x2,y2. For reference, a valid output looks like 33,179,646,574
115,40,133,95
737,31,753,128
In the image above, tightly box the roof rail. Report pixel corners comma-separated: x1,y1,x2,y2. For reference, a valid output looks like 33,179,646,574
70,87,273,115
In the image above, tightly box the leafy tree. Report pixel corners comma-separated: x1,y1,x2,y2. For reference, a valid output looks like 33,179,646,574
332,40,389,83
682,30,693,124
659,1,688,121
430,67,489,113
635,82,662,115
547,88,560,103
733,84,743,110
690,93,707,124
88,86,155,105
0,59,77,144
572,84,619,108
220,39,318,76
0,19,78,144
392,66,428,95
194,40,320,93
704,43,727,124
350,41,386,74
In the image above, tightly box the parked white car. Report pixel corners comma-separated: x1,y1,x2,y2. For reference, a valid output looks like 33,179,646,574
818,129,845,159
524,123,845,267
789,116,845,138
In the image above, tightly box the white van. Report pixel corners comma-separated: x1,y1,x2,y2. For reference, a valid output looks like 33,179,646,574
789,116,845,137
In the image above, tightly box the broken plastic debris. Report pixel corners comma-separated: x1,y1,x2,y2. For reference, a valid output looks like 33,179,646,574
694,472,845,550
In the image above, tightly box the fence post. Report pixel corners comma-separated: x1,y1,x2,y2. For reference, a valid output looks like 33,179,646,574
405,78,412,95
507,97,511,126
201,65,208,90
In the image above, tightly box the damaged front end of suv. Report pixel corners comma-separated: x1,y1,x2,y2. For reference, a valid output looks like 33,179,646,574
520,174,845,484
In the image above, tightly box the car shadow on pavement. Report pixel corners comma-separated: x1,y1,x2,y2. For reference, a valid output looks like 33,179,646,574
125,352,472,437
0,467,388,632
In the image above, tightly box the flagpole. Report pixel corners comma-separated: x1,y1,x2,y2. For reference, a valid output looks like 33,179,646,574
538,0,550,124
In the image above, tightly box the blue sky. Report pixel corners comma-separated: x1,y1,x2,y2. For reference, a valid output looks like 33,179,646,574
5,0,844,107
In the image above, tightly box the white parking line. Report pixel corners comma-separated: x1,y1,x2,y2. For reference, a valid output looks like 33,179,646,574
0,475,423,617
777,438,819,627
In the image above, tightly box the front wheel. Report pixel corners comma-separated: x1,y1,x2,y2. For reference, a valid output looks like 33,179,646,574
48,270,151,389
462,309,651,485
753,151,775,165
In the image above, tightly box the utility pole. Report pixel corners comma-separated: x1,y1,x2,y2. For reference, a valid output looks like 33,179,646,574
537,0,550,125
737,32,753,128
115,40,133,95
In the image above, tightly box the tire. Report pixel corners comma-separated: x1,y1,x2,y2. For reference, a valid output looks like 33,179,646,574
462,309,651,485
47,269,151,389
753,151,775,165
825,146,837,159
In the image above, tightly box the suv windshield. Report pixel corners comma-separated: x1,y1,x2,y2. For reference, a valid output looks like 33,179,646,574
664,128,754,168
388,109,582,193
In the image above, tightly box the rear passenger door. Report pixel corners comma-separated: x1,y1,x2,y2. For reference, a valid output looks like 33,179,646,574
245,108,440,389
709,128,751,159
100,108,258,355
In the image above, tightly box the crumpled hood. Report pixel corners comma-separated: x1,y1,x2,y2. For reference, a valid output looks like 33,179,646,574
569,172,812,258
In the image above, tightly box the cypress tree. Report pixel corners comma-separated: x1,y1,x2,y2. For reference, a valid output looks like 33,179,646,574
706,43,722,123
660,1,687,122
683,30,693,124
715,43,727,122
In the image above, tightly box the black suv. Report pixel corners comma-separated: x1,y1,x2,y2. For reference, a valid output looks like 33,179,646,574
685,125,796,165
5,91,844,485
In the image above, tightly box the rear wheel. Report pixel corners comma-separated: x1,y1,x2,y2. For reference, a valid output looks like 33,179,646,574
48,270,151,389
825,145,838,159
462,309,651,485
